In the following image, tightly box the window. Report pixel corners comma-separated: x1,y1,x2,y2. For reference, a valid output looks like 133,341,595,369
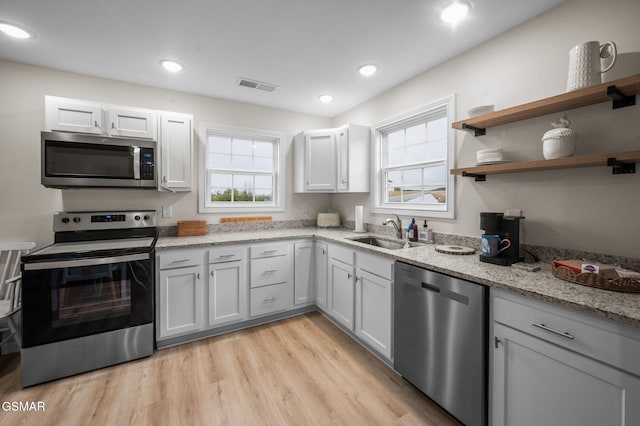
372,95,455,218
199,123,285,213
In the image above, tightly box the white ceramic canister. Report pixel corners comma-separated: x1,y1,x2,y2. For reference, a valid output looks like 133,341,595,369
567,41,617,91
542,115,577,160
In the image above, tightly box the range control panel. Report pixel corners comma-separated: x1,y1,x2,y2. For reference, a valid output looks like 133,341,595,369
54,210,157,231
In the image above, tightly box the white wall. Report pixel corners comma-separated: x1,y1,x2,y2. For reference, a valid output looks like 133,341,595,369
331,0,640,258
0,60,332,248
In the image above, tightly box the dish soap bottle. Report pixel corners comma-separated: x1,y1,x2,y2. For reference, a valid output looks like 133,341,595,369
408,218,418,242
419,220,433,243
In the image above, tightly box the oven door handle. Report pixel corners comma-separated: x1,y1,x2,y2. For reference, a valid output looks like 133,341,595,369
23,253,149,270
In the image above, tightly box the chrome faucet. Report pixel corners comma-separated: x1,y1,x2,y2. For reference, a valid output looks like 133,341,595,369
383,214,403,240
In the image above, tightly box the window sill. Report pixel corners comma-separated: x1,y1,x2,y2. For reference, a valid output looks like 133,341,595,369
371,205,454,219
199,204,285,214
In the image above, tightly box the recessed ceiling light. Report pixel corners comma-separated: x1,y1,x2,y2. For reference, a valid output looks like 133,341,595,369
0,22,32,39
358,64,377,77
160,60,183,73
440,1,470,24
318,94,333,104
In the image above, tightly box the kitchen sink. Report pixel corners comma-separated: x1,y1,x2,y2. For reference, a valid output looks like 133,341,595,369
348,236,420,250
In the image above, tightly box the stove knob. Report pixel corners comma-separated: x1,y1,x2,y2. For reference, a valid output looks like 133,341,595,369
134,215,141,221
61,217,70,224
73,217,81,223
143,215,150,221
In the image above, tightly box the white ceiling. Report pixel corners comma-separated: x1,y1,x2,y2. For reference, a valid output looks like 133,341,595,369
0,0,566,118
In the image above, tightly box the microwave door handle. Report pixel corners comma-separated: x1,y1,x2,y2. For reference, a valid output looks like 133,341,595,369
133,147,141,180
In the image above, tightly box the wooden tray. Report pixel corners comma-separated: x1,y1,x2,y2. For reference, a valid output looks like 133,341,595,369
552,264,640,293
177,220,207,236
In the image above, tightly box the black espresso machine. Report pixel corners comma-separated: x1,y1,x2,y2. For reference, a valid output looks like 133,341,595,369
479,212,524,266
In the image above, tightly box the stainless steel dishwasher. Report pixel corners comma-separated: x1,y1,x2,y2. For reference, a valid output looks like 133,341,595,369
394,262,488,426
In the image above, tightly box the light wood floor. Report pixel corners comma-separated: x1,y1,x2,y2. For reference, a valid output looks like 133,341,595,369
0,312,460,426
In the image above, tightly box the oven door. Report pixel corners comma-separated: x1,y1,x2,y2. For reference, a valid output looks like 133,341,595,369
21,252,153,348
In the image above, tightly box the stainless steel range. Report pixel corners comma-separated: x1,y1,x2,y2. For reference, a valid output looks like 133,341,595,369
20,211,157,387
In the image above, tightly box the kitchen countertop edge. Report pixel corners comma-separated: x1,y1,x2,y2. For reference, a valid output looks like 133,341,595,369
156,228,640,328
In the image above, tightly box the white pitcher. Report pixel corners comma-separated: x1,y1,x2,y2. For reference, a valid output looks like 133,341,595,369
566,41,617,91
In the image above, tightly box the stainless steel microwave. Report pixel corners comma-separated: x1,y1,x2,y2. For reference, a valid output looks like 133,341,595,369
41,131,157,189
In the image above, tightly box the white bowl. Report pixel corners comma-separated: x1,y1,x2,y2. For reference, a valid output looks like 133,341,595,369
467,104,495,117
477,148,503,164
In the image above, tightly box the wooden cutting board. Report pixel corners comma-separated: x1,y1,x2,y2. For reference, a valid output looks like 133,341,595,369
220,216,272,223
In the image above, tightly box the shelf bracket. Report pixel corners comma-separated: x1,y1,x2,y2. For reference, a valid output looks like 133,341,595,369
462,123,486,137
607,157,636,174
607,85,636,109
462,171,486,182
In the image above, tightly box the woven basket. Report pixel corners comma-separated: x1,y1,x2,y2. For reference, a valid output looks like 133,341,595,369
552,264,640,293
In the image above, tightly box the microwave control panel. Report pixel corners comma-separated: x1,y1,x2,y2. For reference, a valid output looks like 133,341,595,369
141,148,155,180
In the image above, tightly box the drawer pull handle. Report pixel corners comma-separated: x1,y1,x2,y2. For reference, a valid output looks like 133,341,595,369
263,296,278,303
263,269,277,274
532,323,574,340
219,254,234,258
262,250,277,254
171,259,189,263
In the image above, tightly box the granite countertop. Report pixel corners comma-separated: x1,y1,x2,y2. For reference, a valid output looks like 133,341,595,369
157,228,640,328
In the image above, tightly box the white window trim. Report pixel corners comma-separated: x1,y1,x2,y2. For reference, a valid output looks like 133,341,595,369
198,122,286,213
370,95,456,219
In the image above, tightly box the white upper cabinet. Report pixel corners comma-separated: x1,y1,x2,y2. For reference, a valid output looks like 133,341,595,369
106,108,156,139
293,123,370,193
159,112,192,192
45,96,157,139
45,97,103,134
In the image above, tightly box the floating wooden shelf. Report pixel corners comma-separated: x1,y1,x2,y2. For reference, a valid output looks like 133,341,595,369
450,150,640,181
452,74,640,135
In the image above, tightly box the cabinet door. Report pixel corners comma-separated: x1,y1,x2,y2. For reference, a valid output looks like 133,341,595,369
328,259,354,329
160,113,192,191
355,268,392,359
492,323,640,426
208,260,247,327
45,98,103,134
107,108,156,139
315,242,328,310
294,242,314,306
158,265,204,339
305,131,336,191
337,127,349,191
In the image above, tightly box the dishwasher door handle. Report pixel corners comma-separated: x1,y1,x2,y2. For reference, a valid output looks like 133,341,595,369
421,282,441,293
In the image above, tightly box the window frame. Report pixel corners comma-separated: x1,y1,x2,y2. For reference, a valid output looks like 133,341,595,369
370,95,456,218
198,122,285,213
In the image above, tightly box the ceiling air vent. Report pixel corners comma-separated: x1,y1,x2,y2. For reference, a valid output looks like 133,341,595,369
237,78,278,92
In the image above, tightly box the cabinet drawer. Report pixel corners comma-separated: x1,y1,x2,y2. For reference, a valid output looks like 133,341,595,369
357,251,393,280
158,249,203,270
494,291,640,376
329,243,354,266
251,243,289,259
251,255,289,288
250,282,292,317
209,246,245,264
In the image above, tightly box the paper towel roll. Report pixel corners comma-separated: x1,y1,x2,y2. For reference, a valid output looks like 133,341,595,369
355,205,364,232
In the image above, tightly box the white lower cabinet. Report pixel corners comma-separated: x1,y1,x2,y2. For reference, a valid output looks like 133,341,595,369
328,258,355,329
294,241,315,306
355,260,393,360
314,242,328,309
492,290,640,426
209,247,249,327
158,250,205,339
250,242,293,317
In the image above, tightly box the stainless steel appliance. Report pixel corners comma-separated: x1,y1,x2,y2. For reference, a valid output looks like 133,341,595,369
394,262,488,426
41,131,156,189
20,211,157,387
